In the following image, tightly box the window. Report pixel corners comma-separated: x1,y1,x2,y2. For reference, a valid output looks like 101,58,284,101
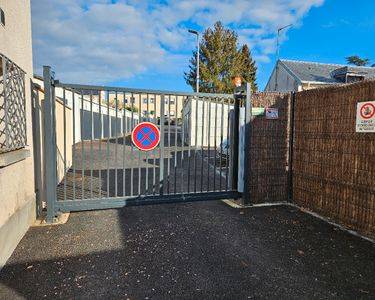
150,98,154,103
170,98,175,104
143,98,147,103
150,110,155,115
347,75,365,83
0,8,5,27
170,110,175,116
0,54,27,153
124,97,128,103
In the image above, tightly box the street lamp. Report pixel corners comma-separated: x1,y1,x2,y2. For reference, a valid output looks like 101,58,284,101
276,24,292,60
188,29,200,93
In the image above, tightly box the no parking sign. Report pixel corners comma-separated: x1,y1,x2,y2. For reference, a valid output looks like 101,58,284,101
131,122,160,151
356,101,375,133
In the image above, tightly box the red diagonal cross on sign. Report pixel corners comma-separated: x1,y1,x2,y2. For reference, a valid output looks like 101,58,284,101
132,122,160,151
360,102,375,119
139,129,153,144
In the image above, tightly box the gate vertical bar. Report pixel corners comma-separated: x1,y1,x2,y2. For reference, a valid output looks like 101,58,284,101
130,93,134,196
180,96,185,194
193,96,199,192
213,97,218,191
219,97,224,190
187,97,192,193
167,95,171,194
63,88,67,201
174,96,178,193
90,91,94,199
115,91,119,197
43,66,58,222
242,83,252,204
225,97,230,191
200,96,205,192
287,91,296,203
80,91,85,199
138,93,141,196
98,91,102,199
206,97,211,192
145,94,149,194
122,92,126,196
153,94,157,195
106,91,110,197
159,95,165,195
72,91,76,200
232,92,240,193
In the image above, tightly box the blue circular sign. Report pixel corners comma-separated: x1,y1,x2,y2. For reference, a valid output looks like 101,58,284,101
131,122,160,151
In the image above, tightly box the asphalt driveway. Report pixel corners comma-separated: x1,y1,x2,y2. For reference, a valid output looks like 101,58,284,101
57,128,229,200
0,202,374,299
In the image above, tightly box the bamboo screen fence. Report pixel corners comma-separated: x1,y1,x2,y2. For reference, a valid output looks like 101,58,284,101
293,80,375,239
246,92,292,204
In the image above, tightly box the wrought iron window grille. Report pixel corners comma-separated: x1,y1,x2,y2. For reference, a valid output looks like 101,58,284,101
0,54,27,153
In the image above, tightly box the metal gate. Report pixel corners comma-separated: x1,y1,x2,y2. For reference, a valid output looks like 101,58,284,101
42,66,245,221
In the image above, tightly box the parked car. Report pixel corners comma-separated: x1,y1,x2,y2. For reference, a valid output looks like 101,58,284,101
157,116,176,125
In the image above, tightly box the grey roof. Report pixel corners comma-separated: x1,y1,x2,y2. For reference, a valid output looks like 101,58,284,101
280,59,375,84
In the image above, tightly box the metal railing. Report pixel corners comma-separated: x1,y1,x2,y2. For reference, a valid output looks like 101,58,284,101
0,54,27,153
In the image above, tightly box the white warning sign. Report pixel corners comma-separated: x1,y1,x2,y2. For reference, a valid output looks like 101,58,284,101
265,108,279,119
356,101,375,133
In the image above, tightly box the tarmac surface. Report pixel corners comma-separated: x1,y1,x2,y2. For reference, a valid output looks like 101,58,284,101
57,129,230,200
1,202,375,299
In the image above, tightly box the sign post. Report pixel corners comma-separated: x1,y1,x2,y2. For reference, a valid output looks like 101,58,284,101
356,101,375,133
131,122,160,151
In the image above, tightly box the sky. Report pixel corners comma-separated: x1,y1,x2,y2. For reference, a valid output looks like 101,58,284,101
31,0,375,92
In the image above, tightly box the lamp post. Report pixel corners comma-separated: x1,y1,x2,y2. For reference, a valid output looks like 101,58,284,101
276,24,292,60
188,29,200,93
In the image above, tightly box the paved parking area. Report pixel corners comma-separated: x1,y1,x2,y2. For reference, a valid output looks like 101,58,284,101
1,202,374,299
57,129,229,200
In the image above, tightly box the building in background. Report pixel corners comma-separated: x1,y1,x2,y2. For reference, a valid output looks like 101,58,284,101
0,0,35,269
265,59,375,92
105,92,185,120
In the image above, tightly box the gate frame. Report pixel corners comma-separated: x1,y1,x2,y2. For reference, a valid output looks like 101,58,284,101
43,66,58,222
241,82,252,205
42,66,249,222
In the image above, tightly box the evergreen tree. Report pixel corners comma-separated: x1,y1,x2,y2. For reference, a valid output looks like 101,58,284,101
346,55,370,66
184,21,257,94
239,44,257,91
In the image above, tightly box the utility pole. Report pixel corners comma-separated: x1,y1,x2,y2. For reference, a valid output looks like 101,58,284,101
276,24,292,61
275,24,292,91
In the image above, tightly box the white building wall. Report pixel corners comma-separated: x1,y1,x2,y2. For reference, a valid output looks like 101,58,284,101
33,77,138,143
0,0,35,269
264,63,300,92
184,98,233,148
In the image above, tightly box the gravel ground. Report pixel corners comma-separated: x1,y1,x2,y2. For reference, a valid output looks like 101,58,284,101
0,202,374,300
